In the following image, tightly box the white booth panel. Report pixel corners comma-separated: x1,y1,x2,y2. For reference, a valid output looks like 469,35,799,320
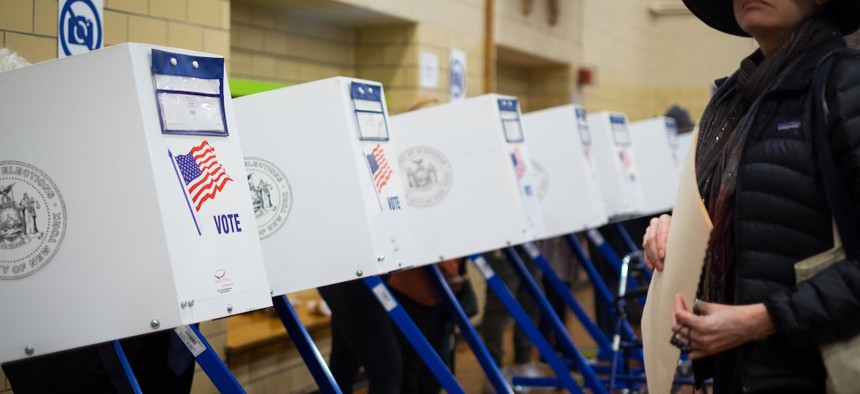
0,44,272,363
235,77,415,296
523,104,608,238
587,111,647,219
630,116,683,216
391,94,545,265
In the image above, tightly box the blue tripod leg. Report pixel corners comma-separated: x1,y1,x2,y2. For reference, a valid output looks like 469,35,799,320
182,324,246,394
469,253,584,394
506,246,608,394
272,295,343,394
362,276,465,394
565,234,643,363
612,223,652,281
585,229,645,305
520,242,613,361
423,265,514,394
112,340,143,394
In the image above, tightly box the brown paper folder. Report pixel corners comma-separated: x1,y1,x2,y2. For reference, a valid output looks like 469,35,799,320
642,132,713,393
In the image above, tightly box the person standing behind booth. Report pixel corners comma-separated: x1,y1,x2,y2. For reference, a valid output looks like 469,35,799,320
386,259,465,394
643,0,860,392
479,248,544,392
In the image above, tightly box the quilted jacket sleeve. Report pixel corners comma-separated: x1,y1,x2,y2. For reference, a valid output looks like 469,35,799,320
763,55,860,347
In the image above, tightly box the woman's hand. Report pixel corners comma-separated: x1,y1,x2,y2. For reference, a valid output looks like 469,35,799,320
642,214,672,271
671,294,776,359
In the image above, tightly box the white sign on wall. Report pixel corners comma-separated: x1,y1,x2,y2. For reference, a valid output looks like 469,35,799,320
449,48,467,102
58,0,104,58
420,51,439,89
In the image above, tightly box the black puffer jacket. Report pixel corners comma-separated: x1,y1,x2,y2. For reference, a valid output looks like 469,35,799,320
702,36,860,393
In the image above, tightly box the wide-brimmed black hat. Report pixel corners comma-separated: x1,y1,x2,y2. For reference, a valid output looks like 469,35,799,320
683,0,860,37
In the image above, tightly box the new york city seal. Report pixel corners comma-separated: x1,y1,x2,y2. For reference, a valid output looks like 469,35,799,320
399,146,454,208
0,161,67,279
244,157,292,240
531,159,549,201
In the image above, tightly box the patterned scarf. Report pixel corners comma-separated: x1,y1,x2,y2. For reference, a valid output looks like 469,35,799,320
695,17,840,303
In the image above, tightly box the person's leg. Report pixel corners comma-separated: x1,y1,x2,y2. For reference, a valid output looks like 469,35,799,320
328,313,360,393
391,289,445,394
513,249,541,365
319,280,402,394
478,250,516,366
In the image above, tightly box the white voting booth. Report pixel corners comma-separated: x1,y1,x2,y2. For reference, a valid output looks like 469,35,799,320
234,77,414,296
0,44,272,363
522,104,608,238
390,94,545,265
587,111,647,219
629,116,684,216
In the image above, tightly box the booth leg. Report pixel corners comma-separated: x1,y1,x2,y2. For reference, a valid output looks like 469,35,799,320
585,229,645,305
506,246,608,394
272,295,343,394
111,340,143,394
469,253,584,394
566,234,643,363
520,242,614,360
184,325,246,394
362,276,465,394
423,265,514,394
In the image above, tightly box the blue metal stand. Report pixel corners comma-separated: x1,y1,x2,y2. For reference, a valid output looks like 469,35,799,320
272,295,343,394
424,265,514,394
188,324,246,394
362,276,465,394
612,223,652,281
468,253,584,394
520,242,613,361
585,229,646,305
112,340,143,394
565,234,643,363
505,246,608,394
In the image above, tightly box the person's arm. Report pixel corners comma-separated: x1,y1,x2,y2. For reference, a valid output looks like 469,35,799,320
762,56,860,347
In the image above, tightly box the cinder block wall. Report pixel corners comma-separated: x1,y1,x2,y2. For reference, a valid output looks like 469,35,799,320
0,0,231,65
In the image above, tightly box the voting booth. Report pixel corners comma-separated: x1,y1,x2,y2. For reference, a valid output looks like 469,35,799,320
629,116,683,216
522,104,608,238
234,77,414,296
587,111,647,219
390,94,545,265
0,43,272,363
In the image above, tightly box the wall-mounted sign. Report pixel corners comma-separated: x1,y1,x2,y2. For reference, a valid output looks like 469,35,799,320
58,0,104,58
420,51,439,89
449,48,467,102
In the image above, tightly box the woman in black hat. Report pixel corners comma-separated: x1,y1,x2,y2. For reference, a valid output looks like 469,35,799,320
643,0,860,392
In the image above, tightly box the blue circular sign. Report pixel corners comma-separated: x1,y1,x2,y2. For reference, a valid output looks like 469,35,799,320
450,59,466,100
59,0,103,57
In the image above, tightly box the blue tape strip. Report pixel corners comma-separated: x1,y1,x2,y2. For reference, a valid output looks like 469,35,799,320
350,82,382,102
152,49,224,79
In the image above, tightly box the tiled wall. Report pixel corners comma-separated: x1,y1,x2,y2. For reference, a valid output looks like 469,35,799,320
230,1,356,85
0,0,231,65
497,62,573,113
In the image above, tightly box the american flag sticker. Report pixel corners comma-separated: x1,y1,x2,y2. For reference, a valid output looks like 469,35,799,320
173,141,234,212
511,146,527,181
366,144,393,192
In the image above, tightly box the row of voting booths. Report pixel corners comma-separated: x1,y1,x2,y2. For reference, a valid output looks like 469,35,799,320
0,43,690,393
